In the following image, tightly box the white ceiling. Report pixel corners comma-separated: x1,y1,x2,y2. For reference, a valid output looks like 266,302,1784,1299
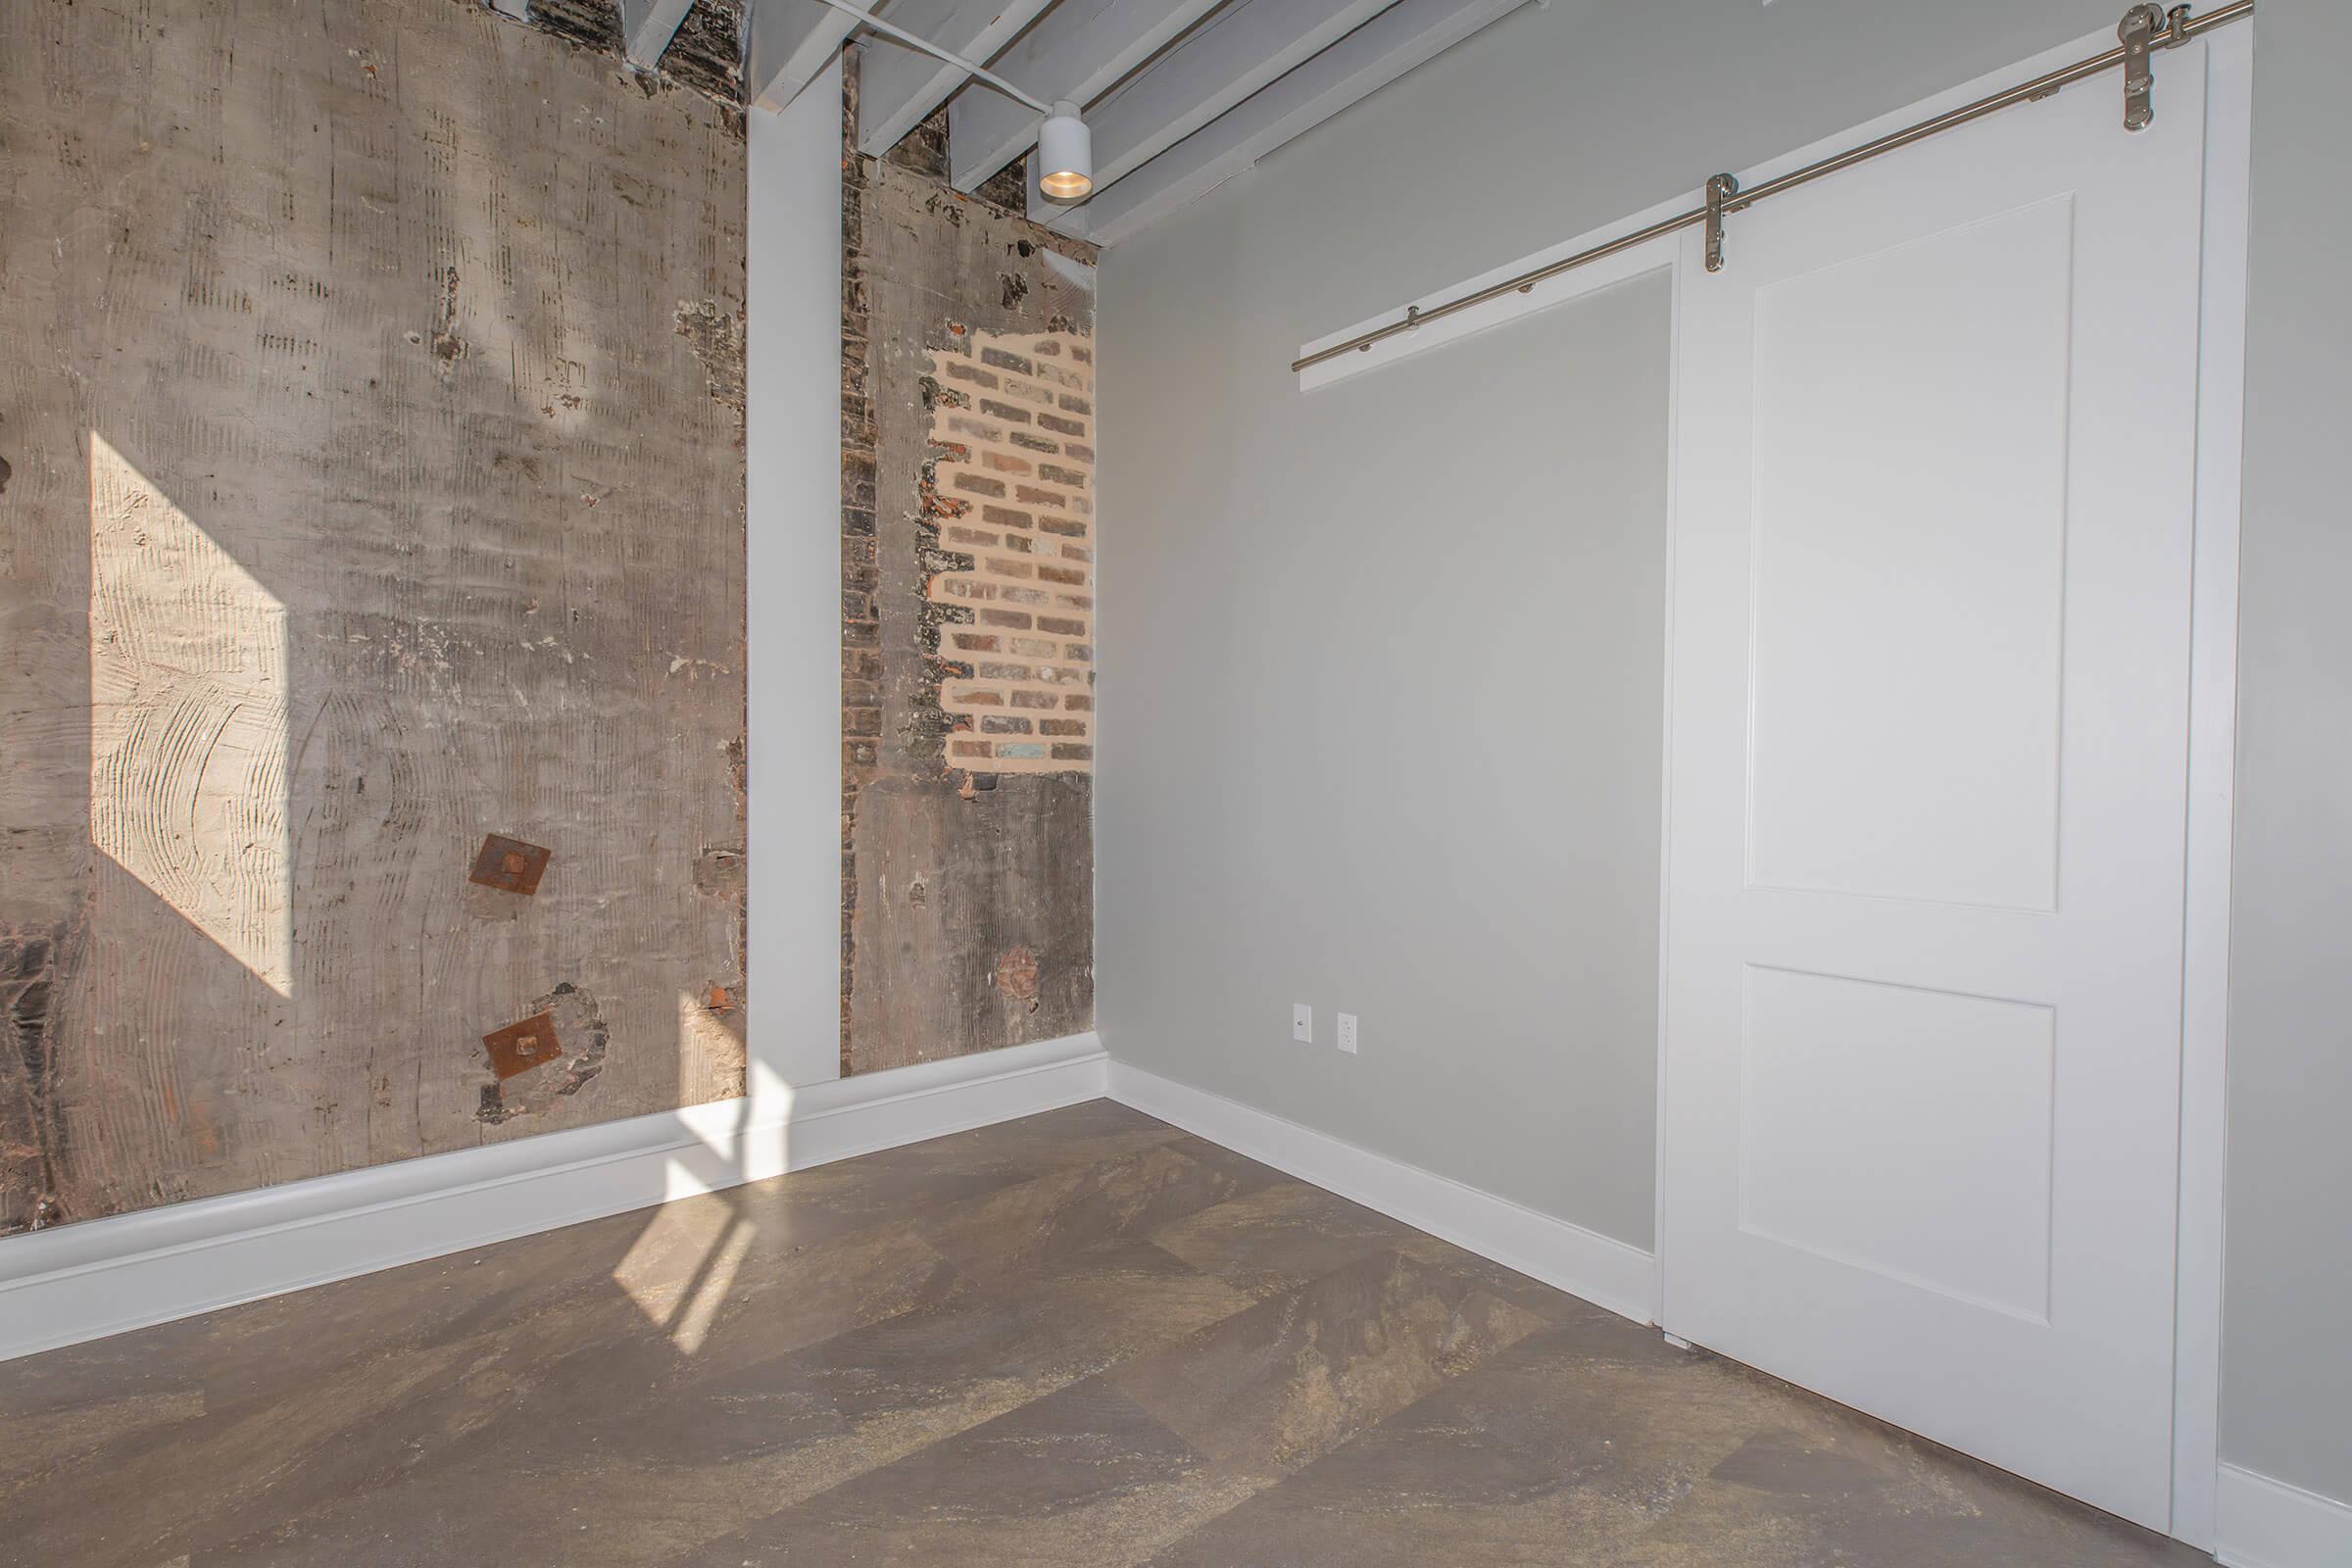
743,0,1533,245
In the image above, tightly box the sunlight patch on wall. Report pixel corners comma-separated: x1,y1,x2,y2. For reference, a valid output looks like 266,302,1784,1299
87,433,293,994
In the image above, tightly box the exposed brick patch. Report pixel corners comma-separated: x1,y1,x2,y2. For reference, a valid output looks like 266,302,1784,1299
922,325,1095,774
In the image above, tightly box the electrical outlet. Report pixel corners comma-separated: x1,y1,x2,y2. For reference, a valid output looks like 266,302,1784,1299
1337,1012,1358,1054
1292,1004,1312,1044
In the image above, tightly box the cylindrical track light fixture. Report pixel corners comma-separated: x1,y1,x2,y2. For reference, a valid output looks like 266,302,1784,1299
1037,102,1093,202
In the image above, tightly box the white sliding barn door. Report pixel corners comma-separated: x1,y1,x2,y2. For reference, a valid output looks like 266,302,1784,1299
1660,46,2209,1529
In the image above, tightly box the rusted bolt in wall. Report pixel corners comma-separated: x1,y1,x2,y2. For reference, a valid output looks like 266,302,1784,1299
468,834,552,896
482,1012,564,1080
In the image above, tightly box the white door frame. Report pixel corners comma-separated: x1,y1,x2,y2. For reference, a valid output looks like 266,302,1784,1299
2169,16,2251,1549
1293,21,2249,1548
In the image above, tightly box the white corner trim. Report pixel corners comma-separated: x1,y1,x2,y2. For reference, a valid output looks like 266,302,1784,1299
1107,1060,1660,1326
2215,1464,2352,1568
0,1033,1106,1363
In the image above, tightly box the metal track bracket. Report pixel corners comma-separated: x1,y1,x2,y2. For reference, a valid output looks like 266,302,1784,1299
2119,4,2169,130
1703,173,1740,273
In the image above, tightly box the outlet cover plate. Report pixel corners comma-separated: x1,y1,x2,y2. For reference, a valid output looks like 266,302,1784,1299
1337,1012,1359,1054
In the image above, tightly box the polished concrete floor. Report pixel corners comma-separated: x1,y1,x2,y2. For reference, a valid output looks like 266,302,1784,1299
1,1101,2207,1566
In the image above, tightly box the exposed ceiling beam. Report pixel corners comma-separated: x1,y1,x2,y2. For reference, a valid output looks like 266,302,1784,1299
948,0,1225,192
857,0,1060,157
1054,0,1402,202
620,0,700,68
748,0,862,112
1075,0,1531,245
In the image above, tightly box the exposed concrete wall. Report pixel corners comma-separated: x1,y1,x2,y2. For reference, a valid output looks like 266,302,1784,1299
0,0,748,1234
840,59,1099,1075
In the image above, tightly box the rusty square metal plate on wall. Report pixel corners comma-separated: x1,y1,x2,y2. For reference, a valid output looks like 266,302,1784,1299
468,833,551,896
483,1012,564,1080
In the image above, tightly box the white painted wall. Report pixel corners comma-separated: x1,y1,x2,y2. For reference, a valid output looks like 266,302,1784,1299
746,58,847,1095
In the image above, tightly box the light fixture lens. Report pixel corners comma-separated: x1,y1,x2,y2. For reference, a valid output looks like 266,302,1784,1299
1037,102,1093,203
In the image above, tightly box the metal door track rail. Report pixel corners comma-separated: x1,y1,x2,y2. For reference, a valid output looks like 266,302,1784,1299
1292,2,2250,374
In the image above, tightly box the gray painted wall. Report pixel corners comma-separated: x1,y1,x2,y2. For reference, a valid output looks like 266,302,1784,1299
1098,0,2350,1506
2219,0,2352,1503
1102,262,1670,1247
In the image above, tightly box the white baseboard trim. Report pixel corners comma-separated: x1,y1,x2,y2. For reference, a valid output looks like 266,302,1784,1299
2215,1463,2352,1568
0,1033,1106,1363
1107,1061,1661,1326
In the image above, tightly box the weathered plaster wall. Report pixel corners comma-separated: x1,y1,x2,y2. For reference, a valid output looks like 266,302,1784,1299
840,61,1098,1075
0,0,748,1234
